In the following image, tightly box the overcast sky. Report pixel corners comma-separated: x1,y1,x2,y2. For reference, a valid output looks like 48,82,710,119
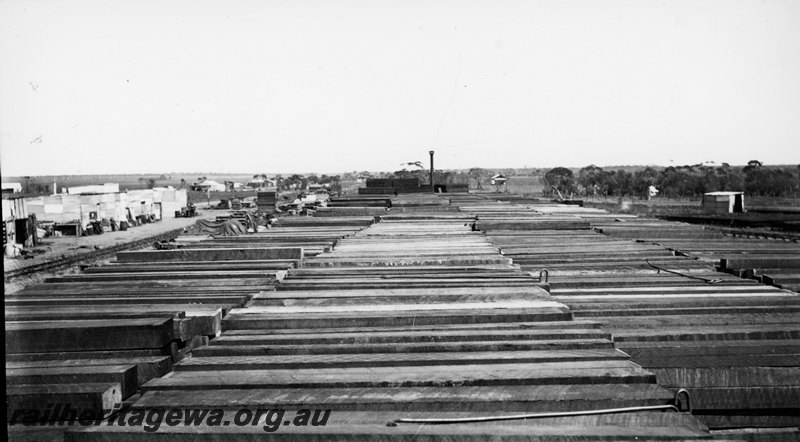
1,0,798,176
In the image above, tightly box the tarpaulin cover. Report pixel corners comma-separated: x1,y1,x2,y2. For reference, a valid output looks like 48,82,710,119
188,219,246,236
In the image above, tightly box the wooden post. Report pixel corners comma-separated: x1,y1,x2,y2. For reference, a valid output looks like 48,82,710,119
429,150,435,193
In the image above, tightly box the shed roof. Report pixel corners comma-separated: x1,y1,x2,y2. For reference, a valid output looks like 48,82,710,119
704,191,744,196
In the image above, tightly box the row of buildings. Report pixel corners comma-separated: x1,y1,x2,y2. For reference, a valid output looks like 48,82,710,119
190,177,277,192
2,185,188,248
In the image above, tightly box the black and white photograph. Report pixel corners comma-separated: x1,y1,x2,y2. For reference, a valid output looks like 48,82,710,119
2,0,799,440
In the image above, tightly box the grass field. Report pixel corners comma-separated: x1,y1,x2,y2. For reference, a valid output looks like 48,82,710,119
502,175,546,196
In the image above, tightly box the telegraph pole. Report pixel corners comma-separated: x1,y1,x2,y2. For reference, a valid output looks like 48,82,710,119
429,150,435,193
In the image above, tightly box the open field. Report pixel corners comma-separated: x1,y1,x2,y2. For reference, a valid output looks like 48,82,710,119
499,175,547,195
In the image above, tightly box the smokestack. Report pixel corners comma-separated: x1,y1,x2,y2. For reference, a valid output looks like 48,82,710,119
429,150,435,193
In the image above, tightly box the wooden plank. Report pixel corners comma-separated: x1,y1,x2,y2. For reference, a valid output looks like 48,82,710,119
682,386,800,410
209,328,611,346
5,307,222,336
593,312,800,328
7,383,121,422
304,256,514,267
253,293,538,307
617,339,800,352
276,279,539,290
626,353,800,368
142,361,656,391
28,278,270,288
175,349,629,370
257,286,551,299
45,270,281,282
16,281,269,293
721,256,800,270
116,247,303,262
5,349,175,362
223,307,573,329
6,365,139,399
610,323,800,342
697,414,800,429
7,357,173,386
274,217,374,227
574,306,800,317
194,339,616,357
552,285,781,294
6,296,249,308
5,318,175,353
5,307,187,321
133,384,673,412
653,367,800,387
222,320,604,335
83,261,297,273
62,412,710,441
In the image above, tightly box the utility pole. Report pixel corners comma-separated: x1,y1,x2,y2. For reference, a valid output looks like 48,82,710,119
429,150,435,193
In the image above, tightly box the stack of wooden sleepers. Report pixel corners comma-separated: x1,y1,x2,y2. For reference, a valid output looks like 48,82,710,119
255,190,277,212
316,195,456,217
597,219,800,293
452,195,799,440
6,221,369,441
65,196,718,440
326,197,391,208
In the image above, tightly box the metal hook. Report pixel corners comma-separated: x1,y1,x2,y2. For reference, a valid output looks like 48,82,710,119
539,269,549,283
673,388,691,412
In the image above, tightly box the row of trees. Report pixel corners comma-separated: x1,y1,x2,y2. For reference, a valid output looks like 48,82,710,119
341,163,473,187
271,174,342,193
541,161,800,199
340,166,517,190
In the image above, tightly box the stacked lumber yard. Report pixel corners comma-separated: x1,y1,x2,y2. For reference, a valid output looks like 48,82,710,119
5,192,799,441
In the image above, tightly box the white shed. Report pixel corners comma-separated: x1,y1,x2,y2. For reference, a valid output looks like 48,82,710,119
702,191,744,213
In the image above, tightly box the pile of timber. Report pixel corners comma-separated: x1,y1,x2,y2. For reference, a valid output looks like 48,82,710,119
357,178,435,195
273,216,375,228
454,197,800,436
315,198,456,216
65,215,716,440
7,222,369,441
596,218,800,293
256,190,277,212
170,232,336,257
326,197,391,208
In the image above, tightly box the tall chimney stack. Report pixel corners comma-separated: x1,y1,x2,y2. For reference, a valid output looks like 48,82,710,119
429,150,435,193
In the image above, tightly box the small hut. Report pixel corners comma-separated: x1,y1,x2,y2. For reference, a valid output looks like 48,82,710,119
702,191,744,213
490,174,508,192
490,174,508,186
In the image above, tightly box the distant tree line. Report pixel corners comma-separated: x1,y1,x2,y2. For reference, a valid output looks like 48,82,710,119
338,166,520,189
273,174,342,193
340,163,472,187
20,176,51,194
386,167,470,186
541,161,800,199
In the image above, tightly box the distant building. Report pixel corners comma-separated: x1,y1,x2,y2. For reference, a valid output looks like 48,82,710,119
191,179,226,192
702,191,745,214
245,178,276,189
490,174,508,186
1,182,22,194
67,183,120,195
2,195,29,246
